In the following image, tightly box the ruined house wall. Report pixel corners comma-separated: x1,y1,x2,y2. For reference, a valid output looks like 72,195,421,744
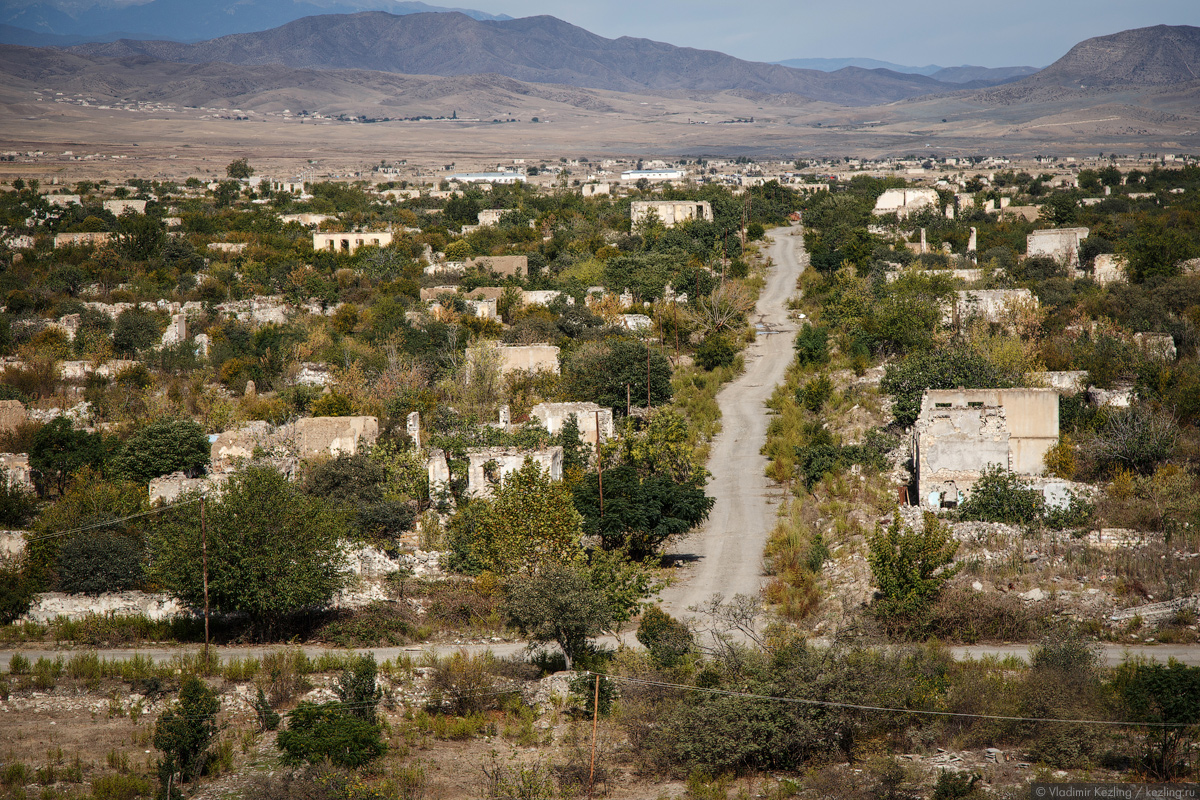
465,255,527,277
312,231,393,254
497,344,560,375
295,416,379,458
914,405,1011,505
530,402,614,447
465,446,563,499
1026,227,1089,266
630,201,714,227
919,389,1059,479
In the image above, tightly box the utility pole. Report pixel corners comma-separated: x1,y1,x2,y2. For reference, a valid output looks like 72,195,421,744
594,410,604,519
201,495,210,669
646,344,651,409
588,673,600,800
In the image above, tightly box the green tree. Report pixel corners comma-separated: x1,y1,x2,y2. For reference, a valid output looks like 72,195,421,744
26,469,145,590
1119,218,1196,282
1038,192,1079,225
503,562,613,669
114,418,211,484
56,531,144,595
563,338,672,415
446,460,582,575
154,674,219,795
881,348,1016,429
112,307,161,356
30,417,113,496
333,654,382,723
148,464,349,638
277,702,386,768
225,158,253,180
573,465,713,557
115,211,165,261
866,512,959,624
1116,661,1200,780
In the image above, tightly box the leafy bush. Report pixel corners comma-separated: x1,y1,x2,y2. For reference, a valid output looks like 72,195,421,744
695,333,737,371
956,465,1045,526
154,674,220,788
636,606,693,668
881,348,1015,428
0,474,37,527
793,324,829,367
867,512,959,625
333,654,381,722
113,418,210,484
798,374,834,412
277,702,386,768
253,688,280,732
56,532,144,595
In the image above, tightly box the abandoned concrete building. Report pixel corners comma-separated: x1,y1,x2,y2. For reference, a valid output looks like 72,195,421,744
912,388,1059,508
312,231,394,254
530,402,614,448
497,344,560,375
464,447,564,499
873,188,939,219
53,231,111,249
1026,227,1089,267
1092,253,1127,284
465,255,528,278
950,289,1038,328
630,201,714,228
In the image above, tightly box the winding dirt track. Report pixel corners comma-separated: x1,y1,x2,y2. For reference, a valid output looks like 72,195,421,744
656,225,806,621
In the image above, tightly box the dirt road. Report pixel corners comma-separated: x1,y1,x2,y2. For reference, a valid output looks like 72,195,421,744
656,226,806,621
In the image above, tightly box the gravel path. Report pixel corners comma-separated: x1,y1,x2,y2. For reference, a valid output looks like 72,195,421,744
656,225,806,621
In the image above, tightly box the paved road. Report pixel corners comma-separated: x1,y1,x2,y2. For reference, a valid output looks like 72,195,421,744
657,226,805,622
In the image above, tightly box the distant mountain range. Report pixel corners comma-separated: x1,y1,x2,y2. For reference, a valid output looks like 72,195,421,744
773,57,1039,85
63,11,1004,106
0,0,510,44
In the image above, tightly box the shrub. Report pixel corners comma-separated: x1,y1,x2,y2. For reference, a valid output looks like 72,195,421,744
277,702,386,768
957,465,1045,526
793,324,829,367
333,654,381,722
309,391,353,417
1080,405,1178,477
56,532,144,595
112,418,210,484
867,512,959,625
92,773,152,800
636,606,693,668
798,374,834,412
695,333,737,371
253,688,280,732
153,674,220,787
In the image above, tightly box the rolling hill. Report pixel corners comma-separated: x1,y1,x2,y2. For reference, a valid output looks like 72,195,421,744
0,0,510,45
65,11,971,106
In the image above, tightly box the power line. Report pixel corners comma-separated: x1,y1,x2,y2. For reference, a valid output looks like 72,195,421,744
21,496,203,544
582,671,1194,729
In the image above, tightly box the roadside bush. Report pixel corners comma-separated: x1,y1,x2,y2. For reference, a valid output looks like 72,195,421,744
793,324,829,367
798,373,834,412
277,702,386,768
56,531,144,594
154,674,219,789
333,654,381,722
956,465,1045,526
636,606,694,668
694,333,737,371
92,773,152,800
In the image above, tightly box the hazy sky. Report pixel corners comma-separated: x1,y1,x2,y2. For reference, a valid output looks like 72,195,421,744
465,0,1200,67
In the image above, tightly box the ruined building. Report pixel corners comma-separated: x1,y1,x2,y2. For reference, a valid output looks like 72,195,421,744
912,389,1059,508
